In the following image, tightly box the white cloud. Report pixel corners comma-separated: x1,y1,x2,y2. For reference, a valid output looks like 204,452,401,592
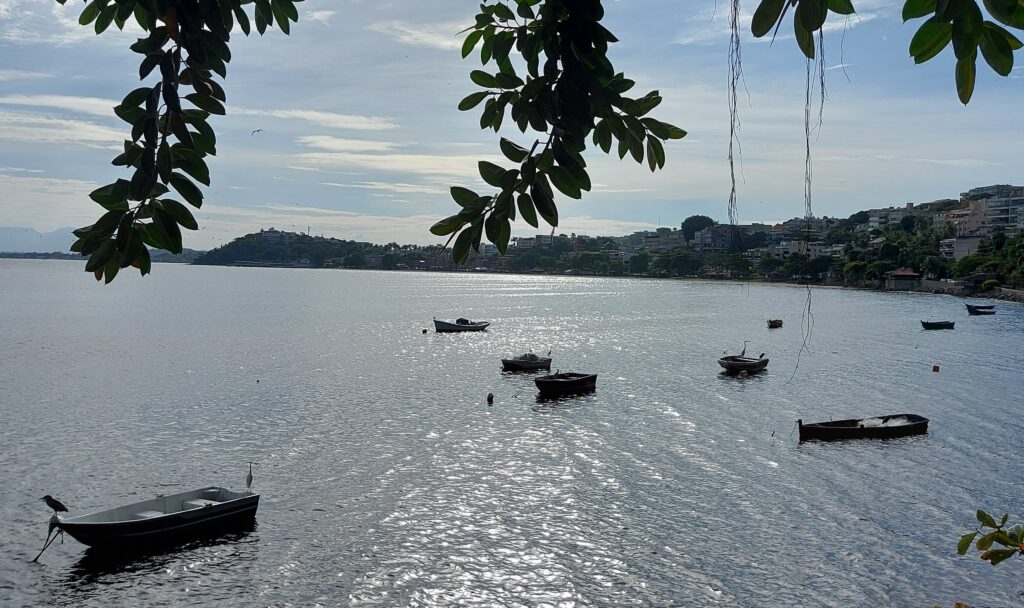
0,111,123,146
305,10,335,24
320,181,445,195
0,94,117,117
0,173,100,231
297,135,399,153
366,20,466,51
233,107,397,130
672,8,878,46
0,69,52,82
293,151,501,180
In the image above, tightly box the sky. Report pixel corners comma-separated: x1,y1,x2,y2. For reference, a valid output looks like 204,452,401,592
0,0,1020,250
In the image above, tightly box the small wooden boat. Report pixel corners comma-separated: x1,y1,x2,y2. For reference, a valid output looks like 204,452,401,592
798,414,929,442
57,486,259,551
501,352,552,372
434,318,490,332
966,304,995,315
718,354,768,374
767,319,783,329
535,372,597,396
921,320,955,330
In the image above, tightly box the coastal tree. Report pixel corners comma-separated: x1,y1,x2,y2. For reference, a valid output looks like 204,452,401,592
58,0,1024,280
680,215,718,242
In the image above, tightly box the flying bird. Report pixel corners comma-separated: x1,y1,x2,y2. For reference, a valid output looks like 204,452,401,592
40,495,68,514
251,129,264,136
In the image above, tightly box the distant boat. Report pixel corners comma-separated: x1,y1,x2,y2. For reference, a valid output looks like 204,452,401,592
921,320,955,330
718,354,769,374
56,486,259,551
434,318,490,332
501,352,552,372
767,319,783,329
798,414,929,442
535,372,597,396
966,304,995,315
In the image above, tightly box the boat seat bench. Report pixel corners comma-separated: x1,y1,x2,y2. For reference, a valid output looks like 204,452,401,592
182,498,220,509
134,510,164,519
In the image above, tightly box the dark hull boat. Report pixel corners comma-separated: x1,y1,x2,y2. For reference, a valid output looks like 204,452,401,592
966,304,995,315
501,353,552,372
921,320,954,330
57,487,259,551
535,372,597,396
718,355,769,375
767,319,783,329
798,414,929,442
434,318,490,332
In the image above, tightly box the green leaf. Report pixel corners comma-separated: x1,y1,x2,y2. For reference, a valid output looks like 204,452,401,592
794,15,816,59
102,252,120,284
957,532,978,555
985,21,1023,50
134,245,151,275
499,138,529,162
977,510,999,528
184,93,225,115
157,199,198,230
450,186,479,206
172,148,211,185
798,0,829,32
462,29,484,58
646,137,666,171
459,91,490,111
546,166,582,199
828,0,856,15
430,214,466,236
120,87,151,109
85,240,115,273
271,2,290,34
95,4,116,34
478,161,506,187
983,548,1019,565
530,179,558,227
154,208,183,254
517,193,539,228
452,225,475,263
752,0,786,37
89,180,131,211
910,19,953,62
470,70,497,87
233,6,251,35
170,172,204,208
903,0,937,21
156,140,172,183
956,55,976,103
980,27,1014,75
79,0,101,26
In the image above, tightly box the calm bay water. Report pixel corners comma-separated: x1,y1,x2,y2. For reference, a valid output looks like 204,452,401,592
1,259,1022,607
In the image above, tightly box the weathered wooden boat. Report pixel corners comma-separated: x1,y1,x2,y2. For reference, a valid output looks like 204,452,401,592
767,319,783,329
501,352,552,372
718,354,768,374
921,320,955,330
535,372,597,396
798,414,929,442
966,304,995,315
56,486,259,551
434,318,490,332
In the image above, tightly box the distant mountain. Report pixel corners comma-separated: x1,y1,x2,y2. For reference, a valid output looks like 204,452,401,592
0,227,75,253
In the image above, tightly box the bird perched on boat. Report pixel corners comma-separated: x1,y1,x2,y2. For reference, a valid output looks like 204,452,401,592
246,462,254,491
40,495,68,514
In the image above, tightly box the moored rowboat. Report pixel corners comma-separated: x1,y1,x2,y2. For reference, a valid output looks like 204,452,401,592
434,318,490,332
718,354,769,375
798,414,929,442
501,352,552,372
535,372,597,396
57,486,259,551
921,320,954,330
